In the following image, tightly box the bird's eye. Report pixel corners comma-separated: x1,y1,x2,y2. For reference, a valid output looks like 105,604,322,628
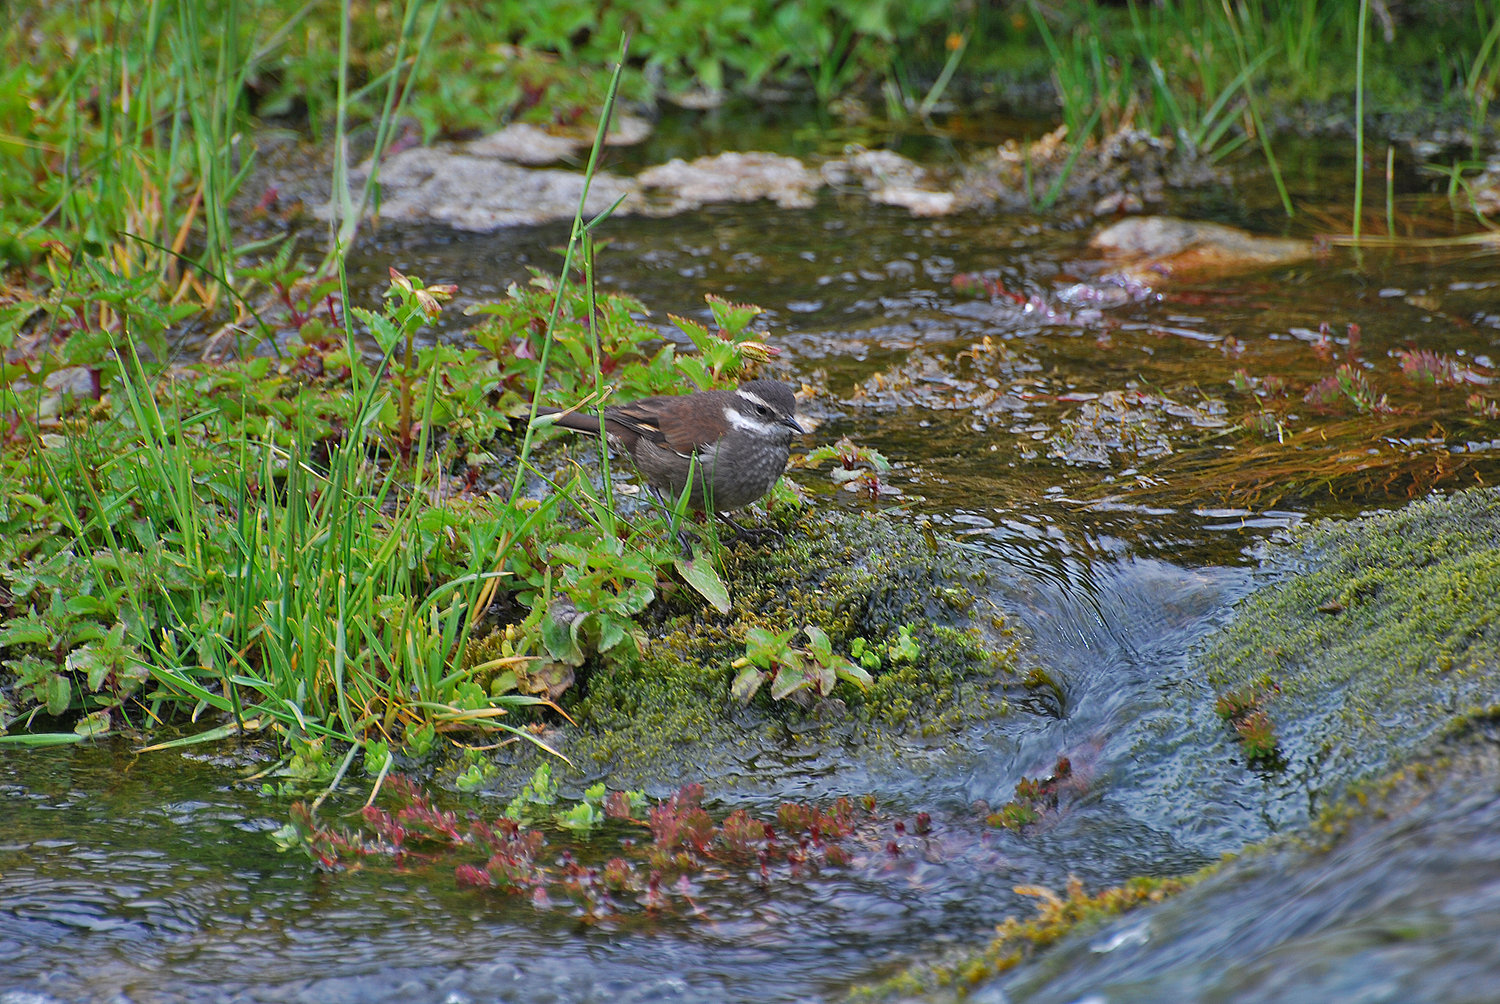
756,405,768,415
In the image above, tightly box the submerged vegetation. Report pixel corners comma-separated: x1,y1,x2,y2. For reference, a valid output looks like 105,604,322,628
275,765,896,923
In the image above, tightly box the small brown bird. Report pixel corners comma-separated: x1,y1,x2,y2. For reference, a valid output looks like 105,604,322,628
534,379,805,513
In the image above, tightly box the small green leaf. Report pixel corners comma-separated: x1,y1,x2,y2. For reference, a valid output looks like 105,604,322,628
542,608,586,666
45,673,71,715
676,555,732,614
0,619,52,647
669,314,714,351
836,662,874,691
407,721,437,756
66,645,109,691
596,615,626,653
731,666,767,704
743,625,799,668
810,660,836,695
364,740,392,776
73,709,111,738
705,294,762,333
770,663,813,700
804,625,833,659
556,800,604,834
65,594,115,617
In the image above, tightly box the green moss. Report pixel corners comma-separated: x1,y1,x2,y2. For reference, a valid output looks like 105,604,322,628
1201,487,1500,774
713,508,1020,718
851,873,1197,1001
480,507,1026,787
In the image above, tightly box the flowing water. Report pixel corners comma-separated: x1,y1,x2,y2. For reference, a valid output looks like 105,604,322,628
5,128,1500,1002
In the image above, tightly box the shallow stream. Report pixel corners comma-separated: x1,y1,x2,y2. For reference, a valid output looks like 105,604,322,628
5,127,1500,1002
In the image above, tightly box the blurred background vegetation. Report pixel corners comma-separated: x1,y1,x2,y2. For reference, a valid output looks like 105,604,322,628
4,0,1498,304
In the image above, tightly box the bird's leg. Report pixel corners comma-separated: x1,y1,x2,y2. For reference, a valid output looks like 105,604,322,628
648,487,700,557
716,511,784,545
675,524,700,558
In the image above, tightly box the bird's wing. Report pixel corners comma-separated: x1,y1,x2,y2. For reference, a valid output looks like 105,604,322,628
612,393,724,457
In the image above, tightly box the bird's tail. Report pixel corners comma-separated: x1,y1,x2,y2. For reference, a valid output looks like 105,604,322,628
532,406,610,436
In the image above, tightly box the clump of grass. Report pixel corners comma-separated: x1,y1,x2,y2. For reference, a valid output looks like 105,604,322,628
1024,1,1500,216
1214,680,1283,764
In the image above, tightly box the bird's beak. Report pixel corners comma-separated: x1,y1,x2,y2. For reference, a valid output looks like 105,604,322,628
783,415,807,435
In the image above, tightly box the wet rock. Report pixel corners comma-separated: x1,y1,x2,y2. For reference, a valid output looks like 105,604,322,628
856,490,1500,1003
1091,189,1145,216
823,148,957,216
1198,486,1500,787
1116,487,1500,857
634,151,822,213
666,87,727,110
461,117,653,165
884,731,1500,1004
462,123,590,165
349,148,639,230
1007,734,1500,1004
310,129,1062,230
957,125,1218,214
1089,215,1316,280
350,146,841,230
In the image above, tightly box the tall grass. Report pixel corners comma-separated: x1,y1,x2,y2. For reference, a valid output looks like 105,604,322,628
1020,0,1500,219
1353,0,1368,243
1,1,543,755
2,0,436,354
1,15,756,765
6,273,565,756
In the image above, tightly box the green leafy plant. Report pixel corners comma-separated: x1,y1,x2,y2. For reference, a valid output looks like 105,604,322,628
802,436,897,499
456,748,502,792
364,739,393,777
731,625,874,704
500,763,645,834
260,737,340,797
0,269,562,755
537,537,658,668
357,267,458,458
849,623,922,671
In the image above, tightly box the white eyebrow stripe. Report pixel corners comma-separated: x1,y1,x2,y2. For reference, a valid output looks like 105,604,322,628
723,405,764,433
735,389,771,410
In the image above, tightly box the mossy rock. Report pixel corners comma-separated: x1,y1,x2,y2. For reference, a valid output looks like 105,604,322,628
1202,486,1500,774
985,720,1500,1003
474,507,1036,793
1126,487,1500,852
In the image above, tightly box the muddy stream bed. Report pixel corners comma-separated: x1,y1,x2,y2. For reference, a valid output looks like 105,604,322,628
4,132,1500,1003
